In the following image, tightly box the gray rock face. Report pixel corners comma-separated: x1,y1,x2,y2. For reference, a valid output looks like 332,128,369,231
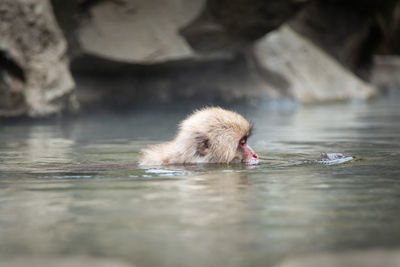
71,0,380,108
72,53,281,108
0,0,76,117
253,26,377,102
75,0,302,62
2,0,396,117
77,0,205,63
371,55,400,92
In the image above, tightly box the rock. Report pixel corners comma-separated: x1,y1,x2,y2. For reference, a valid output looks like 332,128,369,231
289,1,399,75
253,25,377,103
71,53,281,108
181,0,305,53
52,0,387,109
376,2,400,56
72,0,304,62
275,249,400,267
77,0,205,63
371,55,400,92
0,0,76,117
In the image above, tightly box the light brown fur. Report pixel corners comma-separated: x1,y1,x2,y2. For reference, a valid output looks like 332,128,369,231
139,107,254,166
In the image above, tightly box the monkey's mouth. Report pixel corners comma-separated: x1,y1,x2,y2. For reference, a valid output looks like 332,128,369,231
243,159,259,165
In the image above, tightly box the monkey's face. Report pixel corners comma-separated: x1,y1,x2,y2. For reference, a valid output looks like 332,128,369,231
179,107,259,165
202,131,259,165
235,135,259,165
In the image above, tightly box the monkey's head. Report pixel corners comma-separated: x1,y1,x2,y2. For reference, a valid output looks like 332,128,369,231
178,107,259,164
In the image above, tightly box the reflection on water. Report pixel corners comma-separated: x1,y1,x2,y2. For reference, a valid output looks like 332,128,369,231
0,98,400,267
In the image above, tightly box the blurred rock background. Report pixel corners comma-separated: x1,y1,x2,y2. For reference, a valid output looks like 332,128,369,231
1,0,399,117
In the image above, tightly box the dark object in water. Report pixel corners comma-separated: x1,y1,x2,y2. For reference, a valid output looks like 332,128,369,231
316,153,353,165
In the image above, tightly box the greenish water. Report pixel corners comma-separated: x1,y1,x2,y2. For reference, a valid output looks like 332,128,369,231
0,98,400,267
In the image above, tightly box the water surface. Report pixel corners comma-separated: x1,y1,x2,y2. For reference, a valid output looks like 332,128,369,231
0,98,399,267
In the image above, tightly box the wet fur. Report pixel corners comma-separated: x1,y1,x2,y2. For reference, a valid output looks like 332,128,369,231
139,107,252,166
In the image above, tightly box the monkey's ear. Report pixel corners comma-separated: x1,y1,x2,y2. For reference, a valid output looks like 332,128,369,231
195,135,210,156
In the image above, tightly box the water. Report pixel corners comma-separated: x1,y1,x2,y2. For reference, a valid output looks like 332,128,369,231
0,98,399,267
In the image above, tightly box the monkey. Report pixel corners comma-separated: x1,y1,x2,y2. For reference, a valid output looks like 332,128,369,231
139,107,259,166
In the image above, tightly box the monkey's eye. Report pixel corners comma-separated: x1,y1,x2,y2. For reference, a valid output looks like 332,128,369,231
239,137,247,146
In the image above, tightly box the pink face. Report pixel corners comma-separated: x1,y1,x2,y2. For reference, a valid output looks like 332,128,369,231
238,136,259,165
